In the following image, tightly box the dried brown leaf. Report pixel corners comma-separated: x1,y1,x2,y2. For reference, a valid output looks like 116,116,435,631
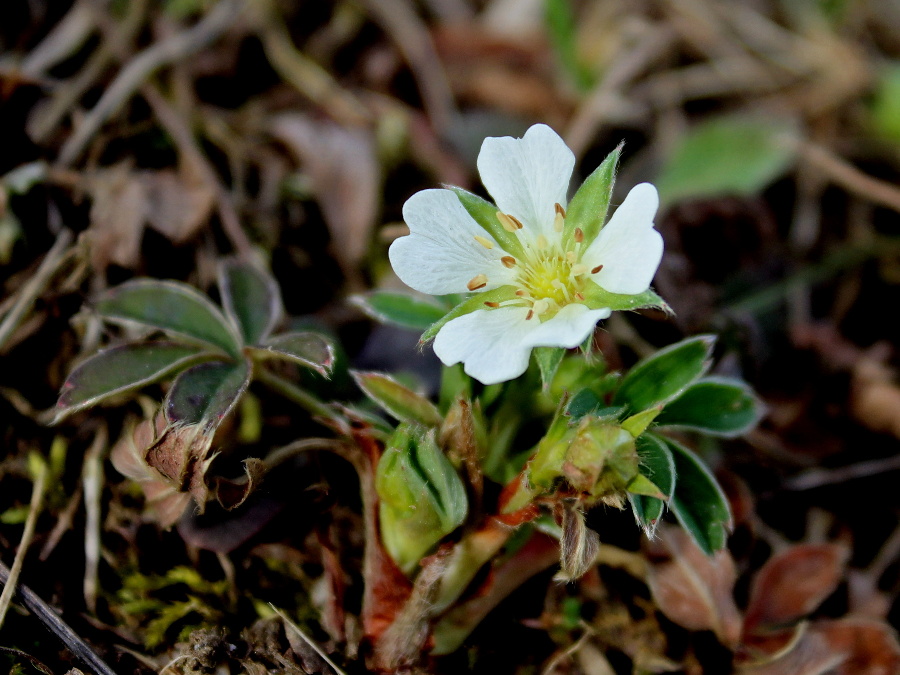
269,114,379,283
814,618,900,675
110,415,190,527
743,543,850,636
87,164,148,272
646,526,742,648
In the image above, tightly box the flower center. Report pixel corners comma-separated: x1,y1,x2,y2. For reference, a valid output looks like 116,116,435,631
518,250,582,309
468,204,605,321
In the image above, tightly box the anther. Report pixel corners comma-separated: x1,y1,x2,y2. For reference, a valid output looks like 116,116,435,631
474,235,494,249
555,203,566,218
496,211,523,232
536,234,548,250
591,264,603,274
571,264,588,276
574,292,585,301
526,309,534,320
484,301,500,308
553,211,564,232
466,274,488,291
532,299,550,315
515,289,527,297
501,256,517,268
566,251,576,263
574,228,584,243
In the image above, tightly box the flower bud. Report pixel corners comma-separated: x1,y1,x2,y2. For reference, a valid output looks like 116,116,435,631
376,424,468,575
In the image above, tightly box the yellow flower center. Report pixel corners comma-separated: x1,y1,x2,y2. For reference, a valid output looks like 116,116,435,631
468,204,604,321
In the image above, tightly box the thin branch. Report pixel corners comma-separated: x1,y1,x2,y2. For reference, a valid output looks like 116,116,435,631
0,461,48,628
0,228,74,354
0,559,120,675
792,138,900,214
56,0,247,167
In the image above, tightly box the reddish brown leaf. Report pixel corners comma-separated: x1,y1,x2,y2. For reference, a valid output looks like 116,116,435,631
744,543,850,636
816,618,900,675
646,526,742,648
737,619,900,675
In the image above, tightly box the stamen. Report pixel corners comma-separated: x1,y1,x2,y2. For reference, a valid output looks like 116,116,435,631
515,289,528,297
553,212,564,232
467,274,488,291
536,234,548,250
484,301,500,308
574,292,585,301
574,228,584,243
532,299,550,315
474,235,494,249
566,251,577,264
501,256,517,268
571,264,588,276
526,309,534,320
496,211,523,232
555,202,566,218
591,264,603,274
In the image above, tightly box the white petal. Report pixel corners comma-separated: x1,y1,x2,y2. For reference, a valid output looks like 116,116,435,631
434,307,534,385
522,303,611,349
389,189,517,295
432,303,611,385
477,124,575,239
581,182,663,295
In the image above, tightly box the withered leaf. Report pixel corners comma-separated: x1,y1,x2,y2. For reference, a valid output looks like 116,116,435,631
744,543,850,636
646,526,742,648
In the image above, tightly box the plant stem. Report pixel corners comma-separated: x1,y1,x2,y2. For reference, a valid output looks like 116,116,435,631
254,367,339,423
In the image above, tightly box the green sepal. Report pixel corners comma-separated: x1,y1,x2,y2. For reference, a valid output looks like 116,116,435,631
449,187,525,258
621,406,662,437
563,143,621,249
534,347,566,391
581,284,670,314
420,286,518,343
625,473,666,499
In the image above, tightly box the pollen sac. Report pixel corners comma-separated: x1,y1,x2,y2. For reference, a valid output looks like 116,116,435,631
467,274,488,291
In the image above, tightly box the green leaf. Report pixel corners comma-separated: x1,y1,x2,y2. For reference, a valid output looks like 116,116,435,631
656,376,764,437
218,259,282,345
165,359,252,428
613,335,715,413
663,436,732,555
656,116,797,205
545,0,593,91
630,434,676,538
869,62,900,144
581,284,670,314
352,371,443,427
420,286,518,343
252,331,335,376
534,347,566,391
95,279,242,357
563,144,620,249
350,291,447,331
449,187,525,259
54,342,210,423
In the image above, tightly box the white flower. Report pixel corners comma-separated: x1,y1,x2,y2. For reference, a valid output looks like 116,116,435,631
389,124,664,385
